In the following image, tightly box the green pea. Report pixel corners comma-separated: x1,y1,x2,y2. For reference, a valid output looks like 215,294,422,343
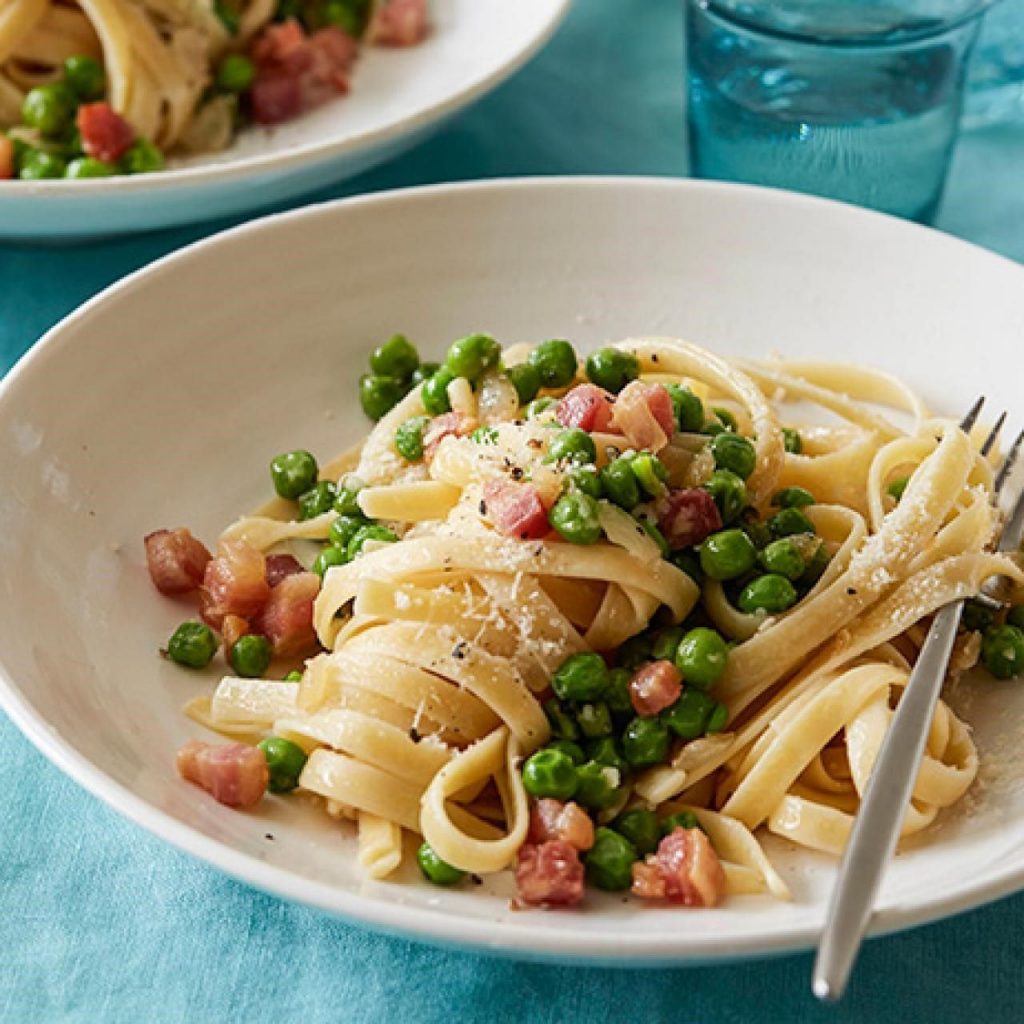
545,739,586,765
887,476,910,502
359,373,404,420
121,138,164,174
417,842,466,886
270,449,318,500
215,0,241,32
506,363,541,405
525,396,557,420
216,53,256,93
312,545,348,577
395,415,430,461
706,702,729,733
565,465,603,499
703,469,747,524
1006,606,1024,630
707,407,738,433
544,698,580,741
585,347,639,394
769,507,815,538
622,717,671,768
257,736,308,793
329,514,368,549
522,748,578,800
346,524,398,559
661,810,700,835
665,384,704,433
674,627,728,689
324,0,372,34
444,332,500,382
782,427,803,454
700,528,756,581
740,514,772,550
167,621,217,669
528,338,578,388
616,633,654,671
772,486,815,509
577,701,613,739
959,599,993,633
981,624,1024,679
663,689,716,740
298,480,336,520
22,83,76,137
19,150,65,180
603,667,634,717
671,550,704,586
629,452,668,498
641,520,669,557
586,736,629,775
64,55,105,101
421,368,455,415
552,652,608,702
333,476,365,517
410,361,440,387
759,539,805,581
600,457,641,510
284,670,304,682
586,827,637,891
548,428,597,466
367,333,418,380
737,574,798,614
651,626,685,663
613,807,660,856
231,634,272,678
801,542,831,585
549,491,602,545
574,760,624,811
711,432,756,480
65,156,115,178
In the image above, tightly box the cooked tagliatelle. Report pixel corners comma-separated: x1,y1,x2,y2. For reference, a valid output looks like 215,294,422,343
0,0,427,180
148,332,1024,910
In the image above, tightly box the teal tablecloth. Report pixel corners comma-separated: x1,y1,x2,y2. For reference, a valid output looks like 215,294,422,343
3,2,1023,1020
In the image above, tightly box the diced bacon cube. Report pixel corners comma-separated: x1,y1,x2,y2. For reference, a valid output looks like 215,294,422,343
77,103,135,163
656,488,722,551
515,840,585,907
144,528,213,595
200,540,270,629
367,0,430,46
613,381,674,453
629,660,682,716
249,73,303,125
482,479,550,540
555,384,616,433
265,553,304,587
221,614,249,654
254,571,320,656
176,740,268,808
527,799,595,852
631,827,726,907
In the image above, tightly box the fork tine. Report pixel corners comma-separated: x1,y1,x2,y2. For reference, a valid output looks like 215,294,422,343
980,411,1007,458
994,428,1024,496
960,396,985,433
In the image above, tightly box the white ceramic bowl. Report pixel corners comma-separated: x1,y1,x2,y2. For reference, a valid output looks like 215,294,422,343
3,178,1024,964
0,0,569,242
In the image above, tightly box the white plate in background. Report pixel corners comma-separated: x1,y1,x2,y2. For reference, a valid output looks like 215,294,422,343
0,1,570,241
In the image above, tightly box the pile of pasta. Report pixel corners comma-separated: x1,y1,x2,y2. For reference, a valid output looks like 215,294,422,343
0,0,273,152
187,336,1023,898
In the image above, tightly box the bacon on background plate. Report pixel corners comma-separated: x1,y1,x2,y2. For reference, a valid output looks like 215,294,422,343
176,740,268,808
144,528,212,595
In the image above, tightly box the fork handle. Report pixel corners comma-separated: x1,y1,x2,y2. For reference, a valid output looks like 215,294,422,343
812,600,964,1002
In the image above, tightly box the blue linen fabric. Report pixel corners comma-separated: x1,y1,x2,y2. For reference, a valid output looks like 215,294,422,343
2,2,1023,1021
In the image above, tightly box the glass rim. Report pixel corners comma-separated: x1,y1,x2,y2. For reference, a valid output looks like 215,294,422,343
690,0,998,49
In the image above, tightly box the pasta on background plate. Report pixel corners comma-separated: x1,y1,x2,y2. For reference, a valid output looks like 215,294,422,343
146,332,1024,910
0,0,427,180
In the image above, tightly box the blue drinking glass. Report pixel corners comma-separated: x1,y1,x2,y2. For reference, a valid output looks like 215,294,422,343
685,0,997,223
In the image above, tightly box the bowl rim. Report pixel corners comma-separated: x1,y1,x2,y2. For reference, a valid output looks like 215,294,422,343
3,175,1024,962
0,0,572,197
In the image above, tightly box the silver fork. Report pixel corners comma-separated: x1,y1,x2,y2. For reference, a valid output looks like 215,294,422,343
813,399,1024,1002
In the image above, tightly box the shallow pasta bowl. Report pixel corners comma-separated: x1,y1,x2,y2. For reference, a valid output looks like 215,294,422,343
0,0,569,242
2,177,1024,963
